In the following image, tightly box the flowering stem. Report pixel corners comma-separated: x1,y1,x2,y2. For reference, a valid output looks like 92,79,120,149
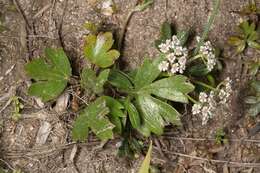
192,80,217,91
187,54,202,63
186,94,198,104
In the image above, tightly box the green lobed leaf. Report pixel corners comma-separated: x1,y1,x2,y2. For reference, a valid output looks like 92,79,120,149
188,64,210,76
103,96,125,134
155,21,172,48
81,68,110,95
247,103,260,117
96,69,110,93
248,41,260,50
245,96,258,104
249,62,260,76
136,94,181,135
25,48,71,102
176,30,189,46
103,96,125,118
140,75,194,103
72,97,114,141
251,80,260,93
136,95,164,135
123,98,141,129
227,36,244,46
84,32,120,68
108,69,133,91
134,56,163,89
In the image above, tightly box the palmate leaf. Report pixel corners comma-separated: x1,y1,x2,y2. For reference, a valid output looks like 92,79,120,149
104,96,125,133
130,57,194,135
134,57,163,89
136,95,181,135
140,75,195,103
72,97,115,141
108,69,133,91
84,32,120,68
123,98,141,129
25,48,72,102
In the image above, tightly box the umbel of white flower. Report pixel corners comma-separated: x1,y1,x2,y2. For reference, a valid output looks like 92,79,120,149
197,37,217,72
192,77,233,125
158,36,188,74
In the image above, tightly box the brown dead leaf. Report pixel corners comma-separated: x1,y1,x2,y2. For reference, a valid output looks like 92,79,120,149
54,91,70,113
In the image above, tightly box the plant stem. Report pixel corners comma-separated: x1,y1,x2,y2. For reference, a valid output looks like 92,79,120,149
186,94,198,104
187,54,202,64
193,80,217,91
194,0,220,55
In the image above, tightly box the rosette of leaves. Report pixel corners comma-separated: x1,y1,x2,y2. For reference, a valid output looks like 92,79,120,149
25,48,72,102
238,0,260,20
228,20,260,53
109,56,195,136
84,32,120,68
245,80,260,117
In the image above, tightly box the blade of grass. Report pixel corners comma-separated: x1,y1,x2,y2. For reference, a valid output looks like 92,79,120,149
194,0,220,55
138,141,152,173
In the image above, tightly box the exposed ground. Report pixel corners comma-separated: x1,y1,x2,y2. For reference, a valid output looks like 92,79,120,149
0,0,259,173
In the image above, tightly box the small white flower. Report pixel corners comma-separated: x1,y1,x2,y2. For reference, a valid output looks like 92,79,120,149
199,40,216,71
196,36,201,42
166,53,176,63
101,0,115,16
201,106,210,125
171,35,180,46
192,104,202,115
175,46,183,56
178,56,187,65
218,77,232,104
159,43,170,53
170,63,179,74
208,91,217,108
199,92,208,103
158,61,169,72
178,56,187,73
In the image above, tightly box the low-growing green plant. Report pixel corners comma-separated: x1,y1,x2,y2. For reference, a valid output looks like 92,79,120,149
215,128,228,145
228,20,260,53
238,0,260,17
245,80,260,117
25,0,234,158
11,96,23,121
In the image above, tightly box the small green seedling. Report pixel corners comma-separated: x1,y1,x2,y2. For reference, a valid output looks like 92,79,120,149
228,20,260,53
215,129,228,145
245,80,260,117
11,96,23,121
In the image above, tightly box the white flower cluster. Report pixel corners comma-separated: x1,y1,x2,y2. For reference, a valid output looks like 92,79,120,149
218,77,232,104
192,91,217,125
192,77,233,125
158,36,188,74
197,37,217,71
